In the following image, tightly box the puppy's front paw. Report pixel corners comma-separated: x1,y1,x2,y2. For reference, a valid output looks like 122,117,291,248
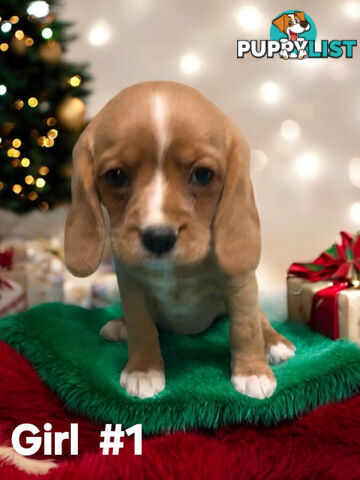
120,368,165,399
231,363,276,399
100,318,127,341
266,342,295,365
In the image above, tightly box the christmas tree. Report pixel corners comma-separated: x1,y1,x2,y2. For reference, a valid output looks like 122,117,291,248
0,0,90,212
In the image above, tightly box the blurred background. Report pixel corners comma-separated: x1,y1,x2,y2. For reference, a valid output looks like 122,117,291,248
0,0,359,315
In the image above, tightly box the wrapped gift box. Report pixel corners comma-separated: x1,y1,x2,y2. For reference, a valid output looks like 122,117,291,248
0,278,26,317
287,231,360,341
0,250,26,317
27,252,64,307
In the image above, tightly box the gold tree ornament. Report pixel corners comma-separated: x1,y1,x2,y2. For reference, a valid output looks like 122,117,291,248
57,97,86,130
38,40,62,63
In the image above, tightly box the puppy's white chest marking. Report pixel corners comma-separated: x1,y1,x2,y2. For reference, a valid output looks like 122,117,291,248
131,262,226,334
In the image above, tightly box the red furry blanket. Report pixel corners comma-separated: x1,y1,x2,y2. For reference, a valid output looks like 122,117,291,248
1,339,360,479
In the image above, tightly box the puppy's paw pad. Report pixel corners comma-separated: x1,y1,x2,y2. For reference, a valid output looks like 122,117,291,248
120,369,165,399
266,342,295,365
100,319,127,341
231,374,276,399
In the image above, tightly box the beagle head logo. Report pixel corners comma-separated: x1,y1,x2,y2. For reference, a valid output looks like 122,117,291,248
271,10,316,59
272,12,310,42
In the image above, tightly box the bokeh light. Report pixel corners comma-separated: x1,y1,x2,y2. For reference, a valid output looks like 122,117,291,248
251,150,268,172
294,152,321,180
343,2,360,18
27,1,50,18
260,82,281,104
349,202,360,224
280,120,301,142
88,21,111,46
179,54,201,75
349,157,360,187
236,6,263,31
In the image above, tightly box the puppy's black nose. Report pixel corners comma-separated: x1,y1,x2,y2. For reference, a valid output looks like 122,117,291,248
141,226,177,255
300,20,308,28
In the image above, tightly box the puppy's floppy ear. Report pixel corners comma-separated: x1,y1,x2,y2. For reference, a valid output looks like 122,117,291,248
272,14,286,32
64,132,105,277
213,128,260,276
294,11,306,22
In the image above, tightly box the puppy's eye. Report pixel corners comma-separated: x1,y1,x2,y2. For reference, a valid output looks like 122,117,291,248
105,169,129,188
189,167,214,186
288,20,293,25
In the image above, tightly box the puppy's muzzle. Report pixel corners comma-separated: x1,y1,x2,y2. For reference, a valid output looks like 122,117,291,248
141,225,177,255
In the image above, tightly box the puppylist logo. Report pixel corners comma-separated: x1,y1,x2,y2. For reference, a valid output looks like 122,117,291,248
237,10,357,60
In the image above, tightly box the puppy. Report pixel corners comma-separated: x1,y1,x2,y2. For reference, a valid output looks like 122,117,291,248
272,11,310,59
65,81,295,400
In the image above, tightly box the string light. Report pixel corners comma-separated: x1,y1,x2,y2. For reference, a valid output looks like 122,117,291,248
28,97,38,107
12,138,21,148
27,1,50,18
0,85,7,95
36,178,46,188
39,202,49,211
88,21,111,46
47,129,58,139
12,184,22,194
0,43,9,51
44,137,54,147
14,99,24,110
280,120,301,142
69,75,81,87
28,192,38,201
260,82,282,104
349,157,360,187
25,38,34,47
294,152,321,180
180,54,201,75
0,182,4,190
41,27,53,39
46,117,57,126
12,159,21,167
37,136,46,146
39,166,49,175
1,22,12,33
21,158,30,167
10,16,19,24
15,30,24,40
25,175,34,184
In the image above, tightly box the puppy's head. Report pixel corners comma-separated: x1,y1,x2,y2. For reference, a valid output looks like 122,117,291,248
272,12,310,39
65,82,260,277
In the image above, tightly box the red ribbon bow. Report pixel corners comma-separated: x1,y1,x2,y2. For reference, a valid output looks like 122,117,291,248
0,250,14,290
288,231,360,283
288,232,360,340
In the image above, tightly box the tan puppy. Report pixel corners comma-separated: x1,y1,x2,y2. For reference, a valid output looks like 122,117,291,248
65,81,295,400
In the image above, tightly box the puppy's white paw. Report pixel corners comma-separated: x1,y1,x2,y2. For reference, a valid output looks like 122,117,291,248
100,319,127,341
231,374,276,399
266,342,295,365
120,369,165,399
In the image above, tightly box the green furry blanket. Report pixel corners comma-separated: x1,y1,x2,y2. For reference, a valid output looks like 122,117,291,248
1,302,360,435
